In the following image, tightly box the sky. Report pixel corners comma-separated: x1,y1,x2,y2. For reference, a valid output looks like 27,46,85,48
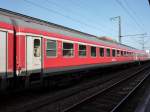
0,0,150,50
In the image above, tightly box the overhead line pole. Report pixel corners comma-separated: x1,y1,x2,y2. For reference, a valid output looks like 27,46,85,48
142,37,145,50
111,16,122,43
111,16,148,50
118,16,121,43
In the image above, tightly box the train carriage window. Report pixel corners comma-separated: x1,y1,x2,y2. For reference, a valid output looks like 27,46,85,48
99,47,104,57
79,44,86,57
117,50,120,57
63,42,74,57
124,51,126,56
34,39,41,57
131,52,132,56
129,52,132,56
132,52,134,57
106,48,110,57
128,52,130,56
121,51,123,56
129,52,131,56
112,49,116,57
46,39,57,57
91,46,96,57
127,52,129,56
125,51,127,56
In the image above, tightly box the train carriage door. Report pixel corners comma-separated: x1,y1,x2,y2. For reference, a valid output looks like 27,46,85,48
27,36,42,73
0,31,7,78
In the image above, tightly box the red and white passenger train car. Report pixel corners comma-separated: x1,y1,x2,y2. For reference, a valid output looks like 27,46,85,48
0,8,149,90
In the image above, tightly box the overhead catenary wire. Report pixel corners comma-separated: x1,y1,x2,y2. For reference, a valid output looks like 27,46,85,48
123,0,146,32
68,0,118,32
125,36,150,50
115,0,149,50
45,0,111,33
23,0,108,36
115,0,145,32
123,0,150,50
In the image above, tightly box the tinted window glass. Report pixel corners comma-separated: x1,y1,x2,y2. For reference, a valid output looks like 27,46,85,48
99,48,104,57
34,39,40,57
63,42,74,57
112,49,116,57
117,50,120,56
106,49,110,57
79,44,86,57
91,46,96,57
121,51,123,56
46,39,57,57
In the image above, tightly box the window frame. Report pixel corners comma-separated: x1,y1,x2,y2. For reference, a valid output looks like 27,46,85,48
90,46,97,57
123,51,126,57
62,42,74,57
99,47,104,57
46,39,57,58
121,51,124,56
78,44,87,57
112,49,116,57
106,48,111,57
26,35,42,57
34,39,41,57
117,50,120,57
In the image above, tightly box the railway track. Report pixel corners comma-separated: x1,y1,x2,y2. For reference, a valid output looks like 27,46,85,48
64,64,150,112
0,62,150,112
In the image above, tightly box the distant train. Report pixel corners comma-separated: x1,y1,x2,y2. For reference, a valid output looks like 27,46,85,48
0,8,149,90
